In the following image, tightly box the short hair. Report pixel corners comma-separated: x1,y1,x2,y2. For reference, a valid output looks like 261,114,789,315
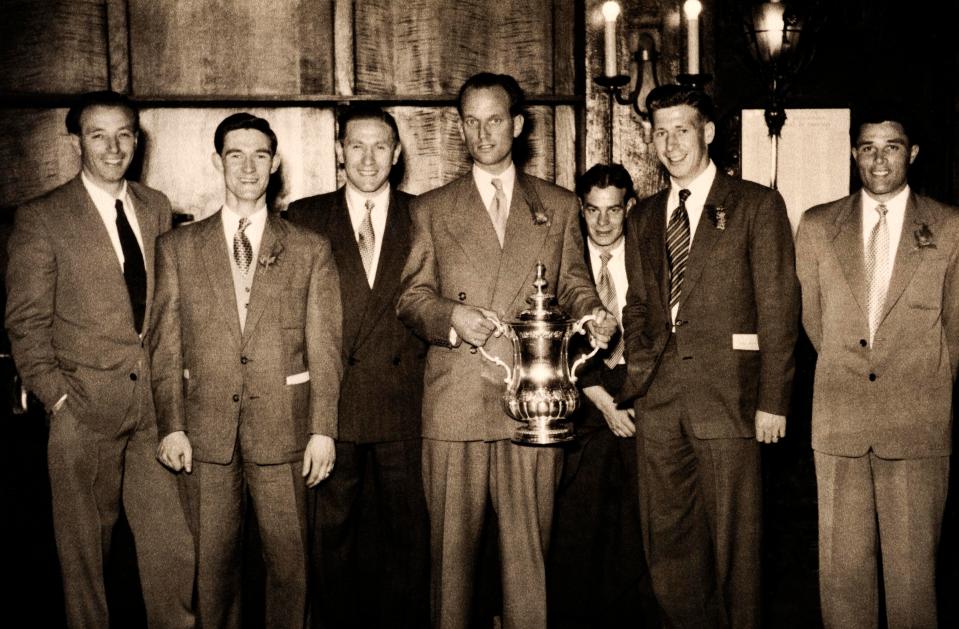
65,91,139,135
337,104,400,145
457,72,526,118
576,163,637,205
851,102,919,147
646,84,716,123
213,113,278,155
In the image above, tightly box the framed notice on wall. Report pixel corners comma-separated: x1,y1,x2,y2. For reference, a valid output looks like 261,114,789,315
741,108,851,234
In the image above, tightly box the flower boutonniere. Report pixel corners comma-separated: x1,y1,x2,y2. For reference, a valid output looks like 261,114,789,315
914,222,936,249
259,242,284,269
705,204,727,231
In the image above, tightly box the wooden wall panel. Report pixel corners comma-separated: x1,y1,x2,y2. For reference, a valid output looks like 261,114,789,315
128,0,335,95
0,0,109,94
138,108,336,218
0,109,78,210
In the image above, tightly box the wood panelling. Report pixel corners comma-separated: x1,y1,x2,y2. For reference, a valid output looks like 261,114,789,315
0,109,78,210
128,0,335,95
0,0,109,94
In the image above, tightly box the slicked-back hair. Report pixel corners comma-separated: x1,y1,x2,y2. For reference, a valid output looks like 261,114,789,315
65,91,139,135
213,113,278,156
646,84,716,124
457,72,526,118
337,104,400,146
851,103,919,147
576,163,637,205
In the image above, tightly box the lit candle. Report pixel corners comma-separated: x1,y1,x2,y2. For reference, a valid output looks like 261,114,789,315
683,0,703,75
601,1,621,77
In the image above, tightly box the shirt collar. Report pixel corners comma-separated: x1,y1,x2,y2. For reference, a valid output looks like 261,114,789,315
861,185,910,216
669,160,717,208
472,162,516,197
81,171,129,208
345,183,390,214
222,204,268,231
587,235,625,260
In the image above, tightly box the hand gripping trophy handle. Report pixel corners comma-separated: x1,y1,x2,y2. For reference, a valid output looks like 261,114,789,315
568,313,600,383
478,316,513,384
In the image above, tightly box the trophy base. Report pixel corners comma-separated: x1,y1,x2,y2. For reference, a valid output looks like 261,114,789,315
511,418,575,445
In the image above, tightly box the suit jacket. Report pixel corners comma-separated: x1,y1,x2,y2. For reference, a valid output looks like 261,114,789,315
149,211,343,465
6,175,171,434
397,171,602,441
617,171,800,439
796,190,959,458
286,188,426,443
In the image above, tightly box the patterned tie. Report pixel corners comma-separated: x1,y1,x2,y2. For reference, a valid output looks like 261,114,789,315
865,203,890,345
490,178,508,247
115,199,146,334
597,252,625,368
233,217,253,275
357,198,376,281
666,189,692,312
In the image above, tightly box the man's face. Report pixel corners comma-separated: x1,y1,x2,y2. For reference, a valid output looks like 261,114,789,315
71,105,137,190
336,118,401,194
213,128,279,209
651,104,714,187
582,185,633,249
852,121,918,202
459,86,524,174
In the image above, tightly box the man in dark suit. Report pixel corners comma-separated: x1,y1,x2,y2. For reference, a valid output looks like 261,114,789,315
397,72,615,629
796,105,959,628
617,85,800,629
286,105,429,629
5,91,195,628
150,113,342,629
547,163,659,628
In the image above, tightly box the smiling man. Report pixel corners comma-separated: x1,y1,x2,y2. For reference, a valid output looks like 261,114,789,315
617,84,799,629
286,105,429,629
796,105,959,628
149,112,342,629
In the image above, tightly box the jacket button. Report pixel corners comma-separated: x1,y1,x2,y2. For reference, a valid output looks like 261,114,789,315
868,373,877,382
859,339,867,347
347,356,356,366
129,373,137,381
458,292,467,301
392,356,401,366
240,356,248,364
232,394,240,402
675,320,685,327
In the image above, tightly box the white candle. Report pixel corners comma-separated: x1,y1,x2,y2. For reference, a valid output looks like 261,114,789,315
601,2,621,77
684,0,703,75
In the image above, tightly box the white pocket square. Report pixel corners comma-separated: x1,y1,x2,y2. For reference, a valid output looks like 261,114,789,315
732,334,760,351
285,371,310,385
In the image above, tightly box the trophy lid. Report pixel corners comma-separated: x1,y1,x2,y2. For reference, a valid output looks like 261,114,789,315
514,262,571,323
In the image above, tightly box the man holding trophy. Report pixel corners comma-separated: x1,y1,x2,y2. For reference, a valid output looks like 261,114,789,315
397,72,615,629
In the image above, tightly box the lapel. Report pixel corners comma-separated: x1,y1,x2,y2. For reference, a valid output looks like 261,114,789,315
829,193,868,319
680,171,731,310
127,183,159,327
328,189,369,351
441,174,503,295
879,192,931,324
489,172,554,313
640,189,670,320
242,213,287,347
198,211,243,346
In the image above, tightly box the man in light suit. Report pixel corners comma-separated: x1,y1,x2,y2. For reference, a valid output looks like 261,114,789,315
397,72,615,629
796,106,958,628
286,104,429,629
150,113,342,629
617,85,800,629
5,91,195,628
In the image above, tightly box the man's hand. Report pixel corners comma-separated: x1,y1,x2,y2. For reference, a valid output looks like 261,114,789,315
584,307,617,350
755,410,786,444
157,431,193,473
452,305,502,348
302,434,336,488
583,385,636,438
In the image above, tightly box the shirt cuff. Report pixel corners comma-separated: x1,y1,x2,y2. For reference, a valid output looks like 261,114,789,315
448,326,461,347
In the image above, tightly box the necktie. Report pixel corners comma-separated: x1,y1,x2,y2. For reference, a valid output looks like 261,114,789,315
666,189,692,313
115,199,146,334
357,198,376,281
490,178,508,247
866,203,890,345
597,251,625,368
234,217,253,275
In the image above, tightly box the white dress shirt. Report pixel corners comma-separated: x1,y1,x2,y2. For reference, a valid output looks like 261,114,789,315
666,160,717,324
221,204,268,263
345,183,390,287
473,162,516,221
861,185,908,293
81,172,144,266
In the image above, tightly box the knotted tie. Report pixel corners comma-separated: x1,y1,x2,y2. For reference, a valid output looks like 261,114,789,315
233,217,253,275
115,199,146,333
597,251,625,368
357,198,376,281
490,178,508,247
866,203,890,345
666,189,692,312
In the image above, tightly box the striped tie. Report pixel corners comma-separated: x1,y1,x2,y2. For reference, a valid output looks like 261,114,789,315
666,189,692,311
357,198,376,281
490,178,508,247
865,203,889,345
597,252,625,368
233,217,253,275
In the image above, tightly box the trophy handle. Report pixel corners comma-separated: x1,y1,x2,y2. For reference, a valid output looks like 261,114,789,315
569,313,600,383
477,315,513,384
